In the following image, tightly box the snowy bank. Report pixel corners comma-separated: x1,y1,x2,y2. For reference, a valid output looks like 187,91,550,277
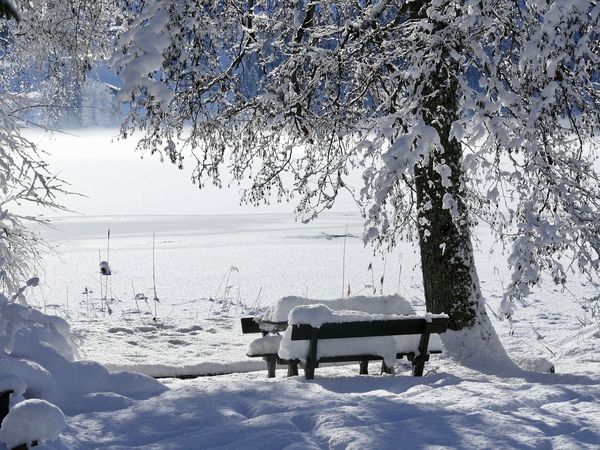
53,365,600,449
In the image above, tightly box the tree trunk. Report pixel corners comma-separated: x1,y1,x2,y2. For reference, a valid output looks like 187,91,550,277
411,1,483,330
414,130,481,330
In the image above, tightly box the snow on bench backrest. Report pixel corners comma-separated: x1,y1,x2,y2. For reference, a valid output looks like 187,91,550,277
259,294,416,323
286,304,448,328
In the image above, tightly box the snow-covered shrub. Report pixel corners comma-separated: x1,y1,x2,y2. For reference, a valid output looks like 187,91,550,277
0,285,74,361
0,398,66,449
0,274,167,449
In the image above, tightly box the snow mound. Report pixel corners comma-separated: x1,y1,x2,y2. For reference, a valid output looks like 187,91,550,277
442,322,521,376
1,282,167,418
8,326,167,414
0,300,74,360
247,335,282,356
260,294,416,323
513,356,555,373
0,399,66,449
287,303,445,328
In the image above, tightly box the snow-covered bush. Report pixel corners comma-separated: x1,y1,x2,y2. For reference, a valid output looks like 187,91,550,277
0,399,66,449
0,273,168,449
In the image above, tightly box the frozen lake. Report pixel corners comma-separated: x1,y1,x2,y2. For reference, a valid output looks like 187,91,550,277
31,213,421,312
25,213,598,377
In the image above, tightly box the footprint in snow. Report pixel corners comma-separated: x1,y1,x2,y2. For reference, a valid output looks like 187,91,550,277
107,327,134,334
176,325,203,333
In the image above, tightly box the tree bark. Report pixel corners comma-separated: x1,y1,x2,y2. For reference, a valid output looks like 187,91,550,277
411,1,482,330
414,130,480,330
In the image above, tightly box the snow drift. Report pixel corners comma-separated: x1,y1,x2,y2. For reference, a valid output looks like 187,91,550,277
0,277,167,448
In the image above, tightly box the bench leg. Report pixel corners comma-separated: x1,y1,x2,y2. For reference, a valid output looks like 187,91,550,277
413,328,431,377
287,362,298,377
381,361,394,375
304,365,315,380
304,327,319,380
359,360,369,375
412,354,429,376
266,356,276,378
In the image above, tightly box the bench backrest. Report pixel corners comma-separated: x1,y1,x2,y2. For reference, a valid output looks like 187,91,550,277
241,317,262,334
241,317,288,334
291,317,448,341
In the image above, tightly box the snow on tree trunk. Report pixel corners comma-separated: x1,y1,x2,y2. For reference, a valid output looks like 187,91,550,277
408,3,516,370
415,147,479,330
408,1,478,330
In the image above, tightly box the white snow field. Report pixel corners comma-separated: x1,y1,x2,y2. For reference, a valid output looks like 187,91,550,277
14,212,598,449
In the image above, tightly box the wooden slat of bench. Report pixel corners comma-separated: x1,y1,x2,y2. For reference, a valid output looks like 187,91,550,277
241,317,288,334
291,317,448,340
310,354,402,364
241,317,262,334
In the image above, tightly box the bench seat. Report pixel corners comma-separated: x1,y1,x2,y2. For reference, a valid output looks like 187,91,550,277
247,335,282,357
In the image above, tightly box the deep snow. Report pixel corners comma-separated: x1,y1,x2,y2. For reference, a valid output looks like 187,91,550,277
8,212,599,449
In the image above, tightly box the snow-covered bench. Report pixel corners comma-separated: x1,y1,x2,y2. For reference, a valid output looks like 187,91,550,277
241,317,297,378
278,305,449,379
242,295,447,379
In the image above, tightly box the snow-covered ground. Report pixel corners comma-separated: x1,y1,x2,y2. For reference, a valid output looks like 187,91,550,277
30,213,421,376
56,363,599,450
12,213,600,448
